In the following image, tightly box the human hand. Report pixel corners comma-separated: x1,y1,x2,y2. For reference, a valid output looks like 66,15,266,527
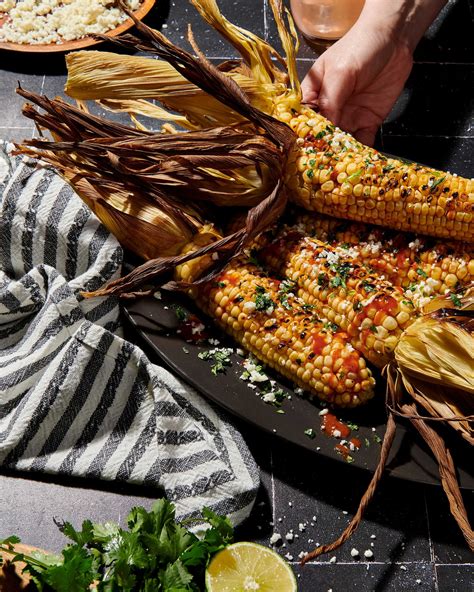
301,20,413,146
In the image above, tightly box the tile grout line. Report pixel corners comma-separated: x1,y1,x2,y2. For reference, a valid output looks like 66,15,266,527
29,75,47,139
269,447,276,539
423,490,440,592
263,0,269,41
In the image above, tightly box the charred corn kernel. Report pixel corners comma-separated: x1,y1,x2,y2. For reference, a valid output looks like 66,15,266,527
180,257,375,407
289,213,474,302
279,105,474,241
258,229,420,367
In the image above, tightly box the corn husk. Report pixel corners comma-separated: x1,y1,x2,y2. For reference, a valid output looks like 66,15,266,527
65,51,286,129
68,176,196,259
394,299,474,444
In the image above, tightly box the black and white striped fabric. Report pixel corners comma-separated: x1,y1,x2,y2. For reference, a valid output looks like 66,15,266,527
0,143,259,524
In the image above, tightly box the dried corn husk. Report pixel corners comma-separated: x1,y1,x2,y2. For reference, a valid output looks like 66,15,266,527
65,50,286,129
68,176,196,259
394,300,474,444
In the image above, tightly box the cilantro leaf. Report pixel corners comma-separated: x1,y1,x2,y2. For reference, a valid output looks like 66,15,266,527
449,292,462,307
42,546,95,592
160,559,194,590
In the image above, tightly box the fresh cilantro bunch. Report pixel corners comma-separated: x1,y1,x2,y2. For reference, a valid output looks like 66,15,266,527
0,499,233,591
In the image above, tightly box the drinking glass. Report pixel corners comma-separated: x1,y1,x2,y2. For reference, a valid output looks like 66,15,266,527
290,0,365,41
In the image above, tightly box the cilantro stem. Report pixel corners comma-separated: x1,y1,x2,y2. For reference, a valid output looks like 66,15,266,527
0,544,52,570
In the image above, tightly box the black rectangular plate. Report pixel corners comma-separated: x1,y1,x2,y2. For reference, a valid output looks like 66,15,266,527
122,291,473,490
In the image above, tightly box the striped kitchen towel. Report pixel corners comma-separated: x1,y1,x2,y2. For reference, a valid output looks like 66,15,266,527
0,142,259,524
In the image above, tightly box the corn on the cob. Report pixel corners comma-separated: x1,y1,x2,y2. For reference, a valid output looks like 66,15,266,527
285,213,474,305
176,248,375,407
278,105,474,242
258,230,418,367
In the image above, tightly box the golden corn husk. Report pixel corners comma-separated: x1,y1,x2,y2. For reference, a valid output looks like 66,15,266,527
65,50,286,129
70,176,196,259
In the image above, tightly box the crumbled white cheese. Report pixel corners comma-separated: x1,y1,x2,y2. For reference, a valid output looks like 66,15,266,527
262,392,276,403
0,0,141,44
319,408,329,416
153,291,162,300
364,549,374,559
243,301,256,314
350,548,360,557
408,239,422,250
270,533,282,545
329,556,337,563
284,553,293,561
285,532,294,542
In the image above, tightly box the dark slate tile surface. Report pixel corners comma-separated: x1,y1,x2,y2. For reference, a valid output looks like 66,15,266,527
414,0,474,64
383,63,474,138
435,565,474,592
381,136,474,178
1,1,473,591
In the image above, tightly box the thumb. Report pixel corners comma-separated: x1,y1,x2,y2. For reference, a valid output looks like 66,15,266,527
318,66,356,127
301,61,323,106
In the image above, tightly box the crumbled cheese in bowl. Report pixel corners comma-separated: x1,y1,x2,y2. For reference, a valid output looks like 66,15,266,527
0,0,142,45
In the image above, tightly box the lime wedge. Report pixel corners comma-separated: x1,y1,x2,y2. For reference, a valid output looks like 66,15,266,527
205,541,297,591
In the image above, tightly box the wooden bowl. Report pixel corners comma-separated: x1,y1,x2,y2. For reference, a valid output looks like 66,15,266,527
0,544,45,591
0,0,156,53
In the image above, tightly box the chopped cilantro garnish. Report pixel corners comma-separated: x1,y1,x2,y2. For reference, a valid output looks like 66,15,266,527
172,304,188,322
362,280,375,293
353,301,363,311
317,272,328,287
382,164,395,173
254,285,274,312
373,434,382,444
402,300,415,307
279,293,292,310
364,438,370,447
217,281,226,288
347,422,359,431
198,348,233,375
330,276,345,288
323,321,339,333
416,268,428,278
429,176,446,193
304,428,316,439
309,158,316,166
347,169,362,182
369,324,378,334
307,169,314,179
234,295,244,303
279,279,296,294
449,292,462,307
315,131,326,139
302,303,316,312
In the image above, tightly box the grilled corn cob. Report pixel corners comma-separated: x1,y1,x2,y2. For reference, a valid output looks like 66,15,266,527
280,105,473,242
286,213,474,305
258,230,418,367
176,247,375,407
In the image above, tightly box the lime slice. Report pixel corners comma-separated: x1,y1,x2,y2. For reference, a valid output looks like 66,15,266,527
205,541,297,591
